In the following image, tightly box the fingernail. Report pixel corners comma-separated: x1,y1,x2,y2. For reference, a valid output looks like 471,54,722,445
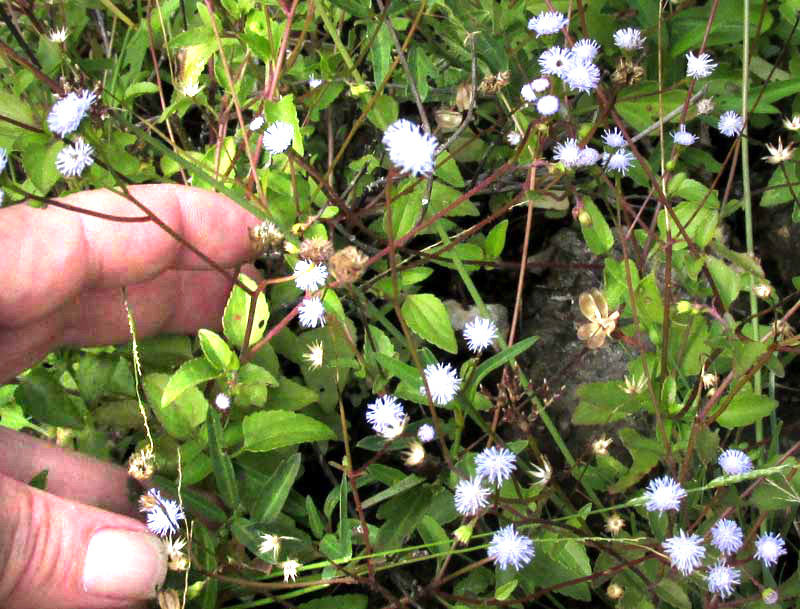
83,529,167,599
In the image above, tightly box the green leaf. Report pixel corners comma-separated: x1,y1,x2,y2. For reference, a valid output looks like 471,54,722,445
198,329,237,371
416,515,449,568
124,81,159,100
328,0,370,17
408,46,434,102
223,274,270,350
361,473,424,509
366,94,398,131
242,410,336,451
306,495,325,539
609,428,663,492
705,257,740,309
655,578,691,609
0,91,34,140
572,381,647,425
15,368,85,428
369,21,392,87
375,485,433,551
717,390,778,429
161,357,219,407
579,198,614,254
495,579,518,601
373,353,421,387
252,453,301,523
297,595,368,609
760,164,798,207
207,407,239,508
402,293,457,353
22,139,62,194
485,220,508,259
384,191,421,239
144,373,208,440
267,376,318,410
465,336,539,397
531,535,591,601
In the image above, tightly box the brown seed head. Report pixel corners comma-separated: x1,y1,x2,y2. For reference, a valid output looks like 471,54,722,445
249,220,285,258
128,447,155,481
298,237,334,264
329,245,369,284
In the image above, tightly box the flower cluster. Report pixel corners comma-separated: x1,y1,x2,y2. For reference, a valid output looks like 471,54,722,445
47,89,96,138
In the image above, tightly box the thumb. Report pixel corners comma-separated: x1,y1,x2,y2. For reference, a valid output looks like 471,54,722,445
0,474,167,609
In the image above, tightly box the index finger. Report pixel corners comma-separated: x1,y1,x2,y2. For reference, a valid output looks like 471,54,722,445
0,184,262,327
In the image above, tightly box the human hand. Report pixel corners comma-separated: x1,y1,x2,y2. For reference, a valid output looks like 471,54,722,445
0,184,260,608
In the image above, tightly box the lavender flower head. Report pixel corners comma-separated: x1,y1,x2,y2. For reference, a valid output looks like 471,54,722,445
488,524,535,570
643,475,686,513
707,560,740,599
718,449,753,475
453,476,491,515
663,529,706,575
755,532,787,567
475,446,517,486
710,519,743,555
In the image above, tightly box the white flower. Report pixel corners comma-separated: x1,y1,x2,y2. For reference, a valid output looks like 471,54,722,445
308,75,323,89
140,489,185,537
179,81,203,97
718,449,753,475
263,120,294,154
602,127,626,148
282,559,301,582
48,27,68,43
605,149,635,175
453,476,490,515
710,519,743,555
663,530,706,575
528,11,568,37
717,111,743,137
552,138,582,168
572,39,601,62
783,115,800,130
755,532,787,567
538,46,574,78
215,393,231,410
0,148,7,173
293,259,328,292
303,340,324,369
536,95,559,116
382,119,438,176
643,475,686,513
488,524,535,571
531,77,550,92
258,533,283,559
577,146,600,167
249,115,265,131
672,124,698,146
421,362,461,405
298,297,325,328
528,456,552,485
506,131,521,146
564,61,601,93
47,89,96,137
685,51,717,79
613,27,646,50
520,83,538,103
417,423,435,443
55,137,94,177
475,446,517,486
463,316,498,352
366,394,406,436
707,560,740,599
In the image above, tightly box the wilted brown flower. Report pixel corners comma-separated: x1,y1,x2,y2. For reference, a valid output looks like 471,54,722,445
611,57,645,86
128,447,155,481
249,220,284,258
329,245,369,284
604,513,626,536
763,137,795,164
298,237,334,264
577,290,620,349
157,589,181,609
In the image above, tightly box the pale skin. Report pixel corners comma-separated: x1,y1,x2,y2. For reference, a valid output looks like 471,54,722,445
0,184,260,609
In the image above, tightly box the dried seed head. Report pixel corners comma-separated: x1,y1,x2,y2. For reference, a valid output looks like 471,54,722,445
128,447,155,481
696,98,715,115
455,81,474,112
434,108,463,132
157,590,181,609
166,537,189,571
329,245,369,284
611,57,645,86
298,237,334,264
249,220,285,257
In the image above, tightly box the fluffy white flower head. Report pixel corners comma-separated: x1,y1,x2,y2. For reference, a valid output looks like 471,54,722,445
47,89,96,137
577,147,600,167
506,131,521,146
718,111,744,137
421,362,461,405
417,423,435,443
536,95,559,116
606,149,635,175
488,524,535,571
528,11,568,37
55,137,94,177
366,394,406,436
475,446,517,486
520,83,537,103
672,124,698,146
613,27,646,50
755,532,787,567
49,27,68,43
308,75,323,89
718,449,753,475
643,475,686,513
0,148,7,174
263,120,294,155
298,297,325,328
382,119,438,176
710,519,743,555
686,51,717,79
602,127,627,148
663,529,706,575
249,115,265,131
538,46,574,78
564,61,601,93
463,317,498,352
707,560,740,599
572,39,601,62
531,77,550,92
140,489,185,537
293,259,328,292
553,138,582,168
215,393,231,410
454,476,491,515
